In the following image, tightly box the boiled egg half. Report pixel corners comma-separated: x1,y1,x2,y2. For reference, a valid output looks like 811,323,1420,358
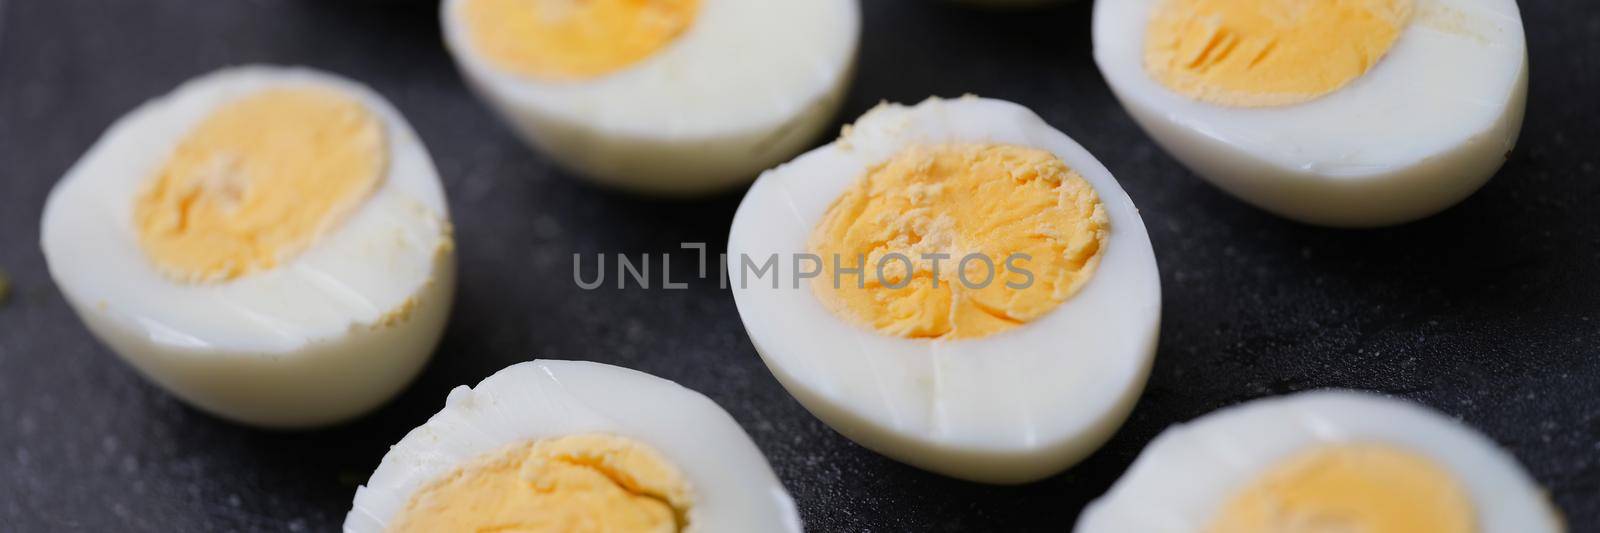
40,66,455,428
728,96,1162,483
1094,0,1528,227
440,0,861,195
1077,390,1564,532
344,360,801,532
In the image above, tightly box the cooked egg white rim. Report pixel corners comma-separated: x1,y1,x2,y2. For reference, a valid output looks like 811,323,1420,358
344,359,803,533
1093,0,1528,226
728,96,1162,483
1075,390,1564,532
41,65,452,353
440,0,860,142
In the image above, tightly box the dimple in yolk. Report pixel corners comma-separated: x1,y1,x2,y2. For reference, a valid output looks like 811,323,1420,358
134,88,387,283
462,0,702,81
1208,443,1476,533
809,144,1109,341
389,434,694,533
1145,0,1415,107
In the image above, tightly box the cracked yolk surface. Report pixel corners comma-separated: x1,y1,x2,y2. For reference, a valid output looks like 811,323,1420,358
1145,0,1414,107
134,88,386,283
1208,443,1476,533
809,143,1109,341
390,434,694,533
462,0,701,81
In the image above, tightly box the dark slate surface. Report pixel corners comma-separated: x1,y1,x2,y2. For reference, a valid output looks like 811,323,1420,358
1,0,1596,531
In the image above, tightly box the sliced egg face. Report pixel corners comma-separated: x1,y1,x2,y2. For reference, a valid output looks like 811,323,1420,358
40,66,455,428
728,97,1162,484
440,0,861,195
344,360,801,533
1077,390,1564,533
1093,0,1528,227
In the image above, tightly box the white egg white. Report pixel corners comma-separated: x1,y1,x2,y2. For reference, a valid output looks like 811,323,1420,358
40,66,455,428
727,96,1162,484
344,360,802,532
440,0,861,195
1093,0,1528,227
1076,390,1564,533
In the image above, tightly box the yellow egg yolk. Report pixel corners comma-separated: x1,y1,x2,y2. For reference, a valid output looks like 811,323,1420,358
1145,0,1414,107
809,144,1109,341
462,0,701,81
1208,443,1476,533
134,88,387,283
390,434,694,533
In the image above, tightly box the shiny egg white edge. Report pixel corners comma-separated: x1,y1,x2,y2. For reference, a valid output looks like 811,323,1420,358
1075,390,1565,532
39,65,455,428
728,96,1162,484
1093,0,1529,227
440,0,862,194
344,359,803,533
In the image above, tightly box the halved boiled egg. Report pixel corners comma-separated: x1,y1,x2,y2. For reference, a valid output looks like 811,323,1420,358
344,360,801,532
1094,0,1528,227
1077,390,1565,532
440,0,861,195
40,66,455,428
727,96,1162,483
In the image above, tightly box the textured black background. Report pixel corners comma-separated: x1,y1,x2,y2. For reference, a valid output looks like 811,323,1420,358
1,0,1597,531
